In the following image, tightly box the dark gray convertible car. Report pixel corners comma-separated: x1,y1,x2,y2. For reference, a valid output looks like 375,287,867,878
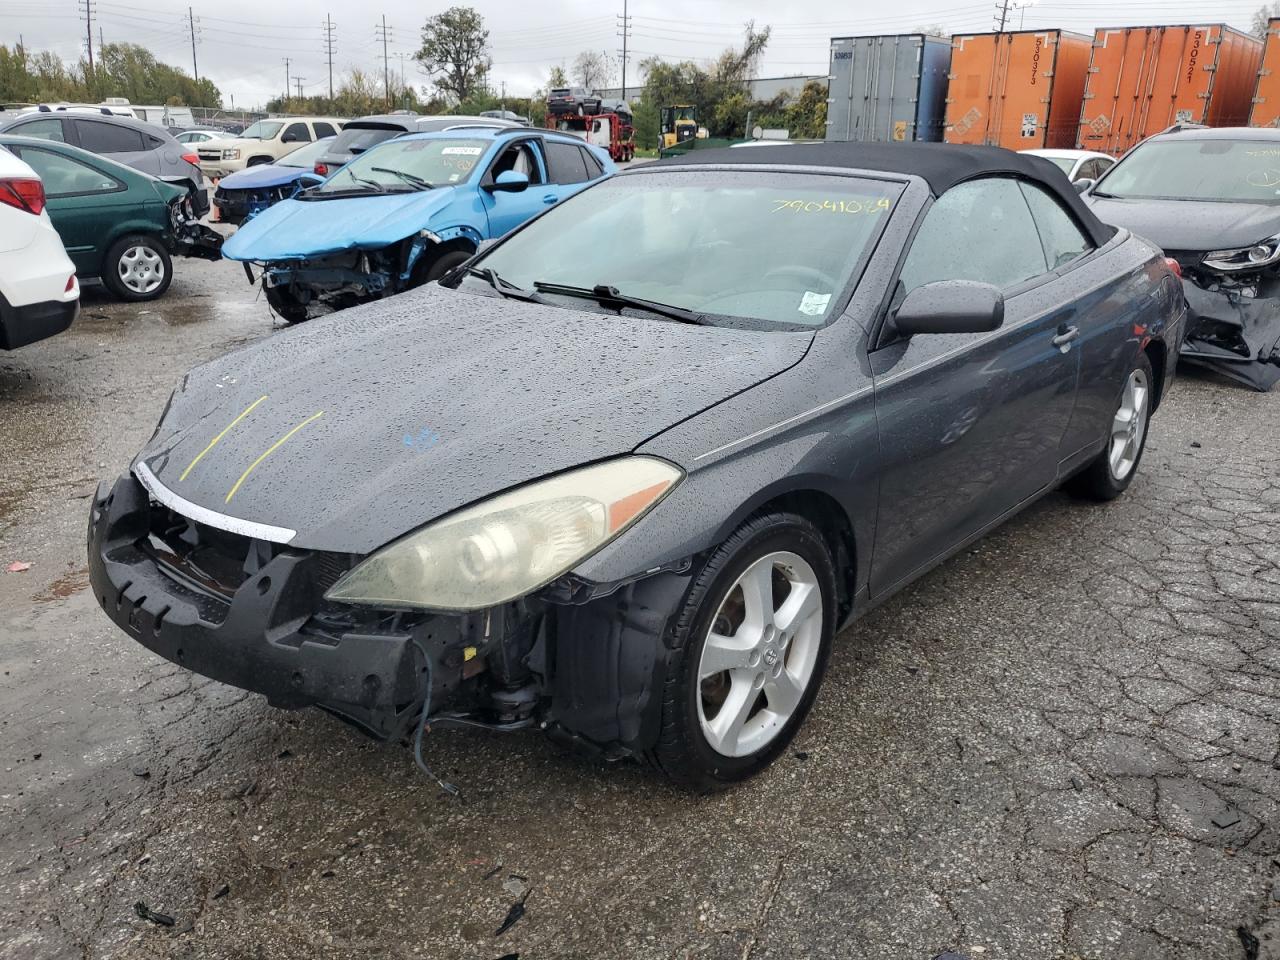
89,143,1184,790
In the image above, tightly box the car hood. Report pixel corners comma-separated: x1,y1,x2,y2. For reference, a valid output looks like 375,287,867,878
219,163,308,191
1086,195,1280,251
136,285,811,554
221,188,459,261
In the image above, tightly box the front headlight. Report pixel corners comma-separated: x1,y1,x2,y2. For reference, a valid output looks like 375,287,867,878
221,148,240,161
1203,235,1280,272
325,457,682,611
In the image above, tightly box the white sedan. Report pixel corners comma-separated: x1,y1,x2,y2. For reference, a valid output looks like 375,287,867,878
1020,148,1115,184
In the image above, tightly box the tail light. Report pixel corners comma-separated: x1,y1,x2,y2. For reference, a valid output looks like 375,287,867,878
65,274,76,292
182,152,200,166
314,163,328,177
0,177,45,215
1163,256,1183,279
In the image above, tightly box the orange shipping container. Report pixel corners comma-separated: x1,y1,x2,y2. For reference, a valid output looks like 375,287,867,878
945,30,1092,149
1250,18,1280,127
1078,24,1262,153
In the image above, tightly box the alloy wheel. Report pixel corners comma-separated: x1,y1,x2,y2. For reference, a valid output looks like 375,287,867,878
697,551,824,758
1108,367,1149,481
117,245,165,295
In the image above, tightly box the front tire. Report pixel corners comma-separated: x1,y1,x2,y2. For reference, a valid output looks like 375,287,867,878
421,249,472,283
102,235,172,302
1068,351,1154,501
650,512,836,791
264,284,311,324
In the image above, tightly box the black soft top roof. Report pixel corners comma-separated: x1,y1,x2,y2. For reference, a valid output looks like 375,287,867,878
654,141,1116,247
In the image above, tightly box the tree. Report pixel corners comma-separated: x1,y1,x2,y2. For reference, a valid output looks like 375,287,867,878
573,50,614,91
547,65,568,88
913,23,951,38
1253,4,1280,37
415,6,491,104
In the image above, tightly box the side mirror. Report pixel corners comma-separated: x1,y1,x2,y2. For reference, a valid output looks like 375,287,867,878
298,173,324,187
487,170,530,193
1073,177,1094,194
894,280,1004,336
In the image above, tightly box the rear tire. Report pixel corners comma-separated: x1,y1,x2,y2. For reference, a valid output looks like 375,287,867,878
1068,351,1154,501
649,512,837,792
264,284,311,324
102,235,172,302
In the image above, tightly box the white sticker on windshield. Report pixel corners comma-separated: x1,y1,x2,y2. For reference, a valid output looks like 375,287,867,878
798,291,831,316
448,173,460,182
442,146,483,156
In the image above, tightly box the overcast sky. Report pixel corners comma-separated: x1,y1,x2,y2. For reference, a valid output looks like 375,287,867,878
1,0,1265,110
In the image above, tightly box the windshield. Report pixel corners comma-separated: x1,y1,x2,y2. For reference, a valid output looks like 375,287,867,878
316,137,487,194
1098,138,1280,203
327,125,402,157
240,120,283,141
278,137,335,168
470,170,902,329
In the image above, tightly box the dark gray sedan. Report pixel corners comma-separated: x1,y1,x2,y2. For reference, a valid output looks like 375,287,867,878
89,143,1184,790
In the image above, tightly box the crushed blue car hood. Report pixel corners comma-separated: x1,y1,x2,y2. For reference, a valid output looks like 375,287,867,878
218,163,309,192
222,188,459,261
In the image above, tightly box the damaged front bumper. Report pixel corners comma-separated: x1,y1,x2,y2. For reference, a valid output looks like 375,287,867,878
1177,268,1280,391
168,196,224,262
88,471,690,754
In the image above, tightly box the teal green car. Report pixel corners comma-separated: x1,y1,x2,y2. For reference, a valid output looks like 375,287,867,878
0,135,222,301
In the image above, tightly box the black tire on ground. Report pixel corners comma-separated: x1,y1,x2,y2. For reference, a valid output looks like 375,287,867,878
101,234,173,302
264,284,311,324
1067,350,1155,501
648,511,838,792
421,249,473,284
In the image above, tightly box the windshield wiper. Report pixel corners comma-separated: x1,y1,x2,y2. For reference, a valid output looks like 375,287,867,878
371,166,433,190
467,267,547,303
532,282,709,325
341,173,386,193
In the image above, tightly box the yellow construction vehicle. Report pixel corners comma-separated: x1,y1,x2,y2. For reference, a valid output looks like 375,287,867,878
660,105,698,149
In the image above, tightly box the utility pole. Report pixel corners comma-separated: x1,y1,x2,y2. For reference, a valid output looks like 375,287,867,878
282,57,291,104
294,76,306,100
322,14,336,102
186,7,200,83
78,0,95,86
994,0,1011,32
500,80,506,110
375,16,392,110
617,0,631,102
392,52,411,106
98,26,104,54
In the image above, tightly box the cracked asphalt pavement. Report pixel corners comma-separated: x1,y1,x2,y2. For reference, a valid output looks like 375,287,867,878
1,256,1279,960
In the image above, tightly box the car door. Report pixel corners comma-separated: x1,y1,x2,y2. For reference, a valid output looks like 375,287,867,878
10,144,129,276
867,176,1083,597
4,117,68,143
72,119,154,173
542,137,597,203
479,138,551,236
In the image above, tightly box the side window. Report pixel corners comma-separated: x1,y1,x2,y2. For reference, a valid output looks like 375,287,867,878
544,140,589,184
898,178,1048,294
74,120,146,153
15,147,121,196
1096,158,1114,177
579,145,604,179
313,122,337,138
1018,181,1092,270
10,118,66,142
1076,159,1100,181
489,141,544,185
282,122,311,143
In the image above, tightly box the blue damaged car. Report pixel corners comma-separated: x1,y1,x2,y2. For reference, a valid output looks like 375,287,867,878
211,136,334,225
222,127,615,322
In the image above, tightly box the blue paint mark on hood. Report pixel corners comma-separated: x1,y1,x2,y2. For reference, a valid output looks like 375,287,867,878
222,187,463,262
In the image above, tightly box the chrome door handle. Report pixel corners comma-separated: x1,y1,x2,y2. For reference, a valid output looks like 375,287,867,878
1052,325,1080,351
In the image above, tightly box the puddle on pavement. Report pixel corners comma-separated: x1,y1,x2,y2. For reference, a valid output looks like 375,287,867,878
32,566,91,604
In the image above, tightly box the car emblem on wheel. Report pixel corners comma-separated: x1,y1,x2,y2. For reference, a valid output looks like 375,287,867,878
762,647,779,668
